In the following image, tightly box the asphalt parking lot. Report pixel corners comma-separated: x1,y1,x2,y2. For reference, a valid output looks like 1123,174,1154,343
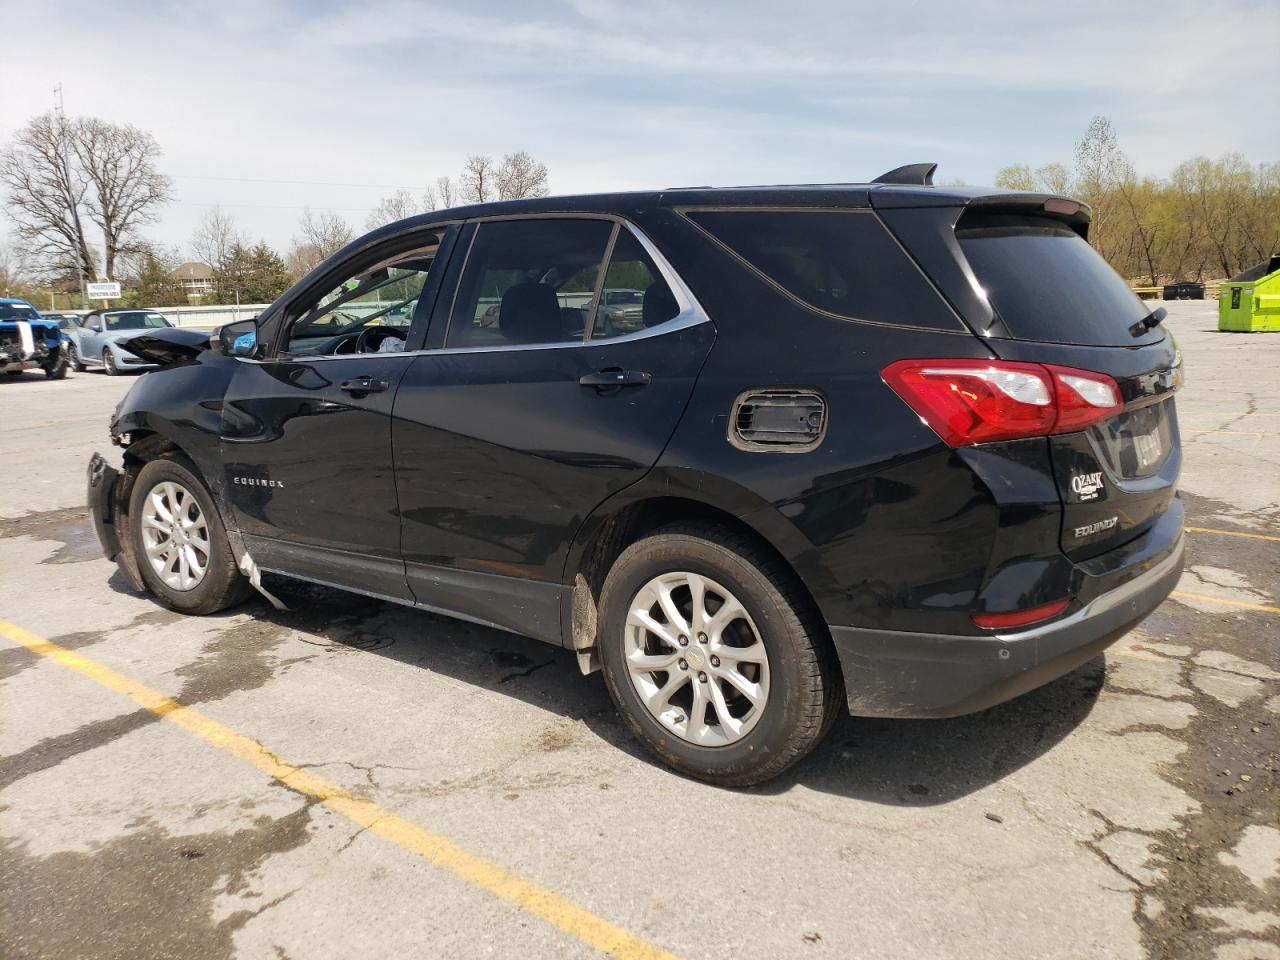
1,299,1277,960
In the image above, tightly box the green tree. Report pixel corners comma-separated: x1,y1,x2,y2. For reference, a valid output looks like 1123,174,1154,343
120,245,185,305
212,242,292,305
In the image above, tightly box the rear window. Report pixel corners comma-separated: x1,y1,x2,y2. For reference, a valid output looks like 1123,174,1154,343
957,215,1156,346
685,210,961,331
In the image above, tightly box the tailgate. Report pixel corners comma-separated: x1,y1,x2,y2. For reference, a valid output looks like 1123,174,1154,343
879,199,1185,560
952,211,1184,558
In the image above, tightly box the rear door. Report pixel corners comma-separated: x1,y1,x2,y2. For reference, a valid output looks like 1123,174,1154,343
883,203,1181,559
392,216,714,640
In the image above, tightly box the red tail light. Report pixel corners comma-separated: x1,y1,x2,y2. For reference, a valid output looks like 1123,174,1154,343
971,599,1070,630
882,359,1121,447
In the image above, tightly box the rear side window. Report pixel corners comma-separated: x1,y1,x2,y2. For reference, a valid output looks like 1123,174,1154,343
590,229,679,341
685,209,960,330
957,215,1155,346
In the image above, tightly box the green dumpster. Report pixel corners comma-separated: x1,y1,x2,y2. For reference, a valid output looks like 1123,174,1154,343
1219,255,1280,332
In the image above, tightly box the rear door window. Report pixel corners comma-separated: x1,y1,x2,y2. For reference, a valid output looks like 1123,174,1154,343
956,215,1157,346
684,209,961,330
447,219,614,348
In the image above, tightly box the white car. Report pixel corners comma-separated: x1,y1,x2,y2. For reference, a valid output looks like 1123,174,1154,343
65,309,176,375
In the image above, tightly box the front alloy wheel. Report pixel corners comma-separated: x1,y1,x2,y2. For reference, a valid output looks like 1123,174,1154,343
625,571,770,746
128,455,252,614
140,481,210,591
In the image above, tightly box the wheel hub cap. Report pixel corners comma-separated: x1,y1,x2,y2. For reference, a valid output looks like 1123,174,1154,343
624,571,771,747
140,480,210,592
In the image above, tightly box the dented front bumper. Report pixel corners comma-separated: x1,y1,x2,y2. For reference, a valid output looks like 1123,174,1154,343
87,452,144,591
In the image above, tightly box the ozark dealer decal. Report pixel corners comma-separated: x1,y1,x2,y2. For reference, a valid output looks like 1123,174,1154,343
1071,470,1105,501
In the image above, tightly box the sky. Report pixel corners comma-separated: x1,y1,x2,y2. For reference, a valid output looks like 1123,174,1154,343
1,0,1277,263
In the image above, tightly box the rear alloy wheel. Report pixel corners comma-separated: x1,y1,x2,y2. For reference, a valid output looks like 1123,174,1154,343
129,455,252,614
598,524,842,786
103,348,119,375
623,571,770,747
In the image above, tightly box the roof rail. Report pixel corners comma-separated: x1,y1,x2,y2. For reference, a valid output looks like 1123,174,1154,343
871,163,937,187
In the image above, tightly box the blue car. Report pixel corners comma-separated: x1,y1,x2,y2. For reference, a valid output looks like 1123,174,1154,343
0,298,69,379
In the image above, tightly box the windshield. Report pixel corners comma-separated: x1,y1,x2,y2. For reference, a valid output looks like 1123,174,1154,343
106,312,171,331
0,303,39,320
957,215,1157,346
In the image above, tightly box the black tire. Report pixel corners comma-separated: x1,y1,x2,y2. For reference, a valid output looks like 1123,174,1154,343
103,348,118,375
128,454,253,615
44,355,69,379
67,342,85,372
597,523,843,787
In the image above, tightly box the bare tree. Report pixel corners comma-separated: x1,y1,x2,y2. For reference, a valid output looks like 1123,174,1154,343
71,118,172,280
1035,163,1072,196
365,189,420,230
1073,115,1131,264
434,175,457,208
460,155,495,203
287,207,354,277
496,151,550,200
993,164,1035,191
190,205,245,271
0,112,97,287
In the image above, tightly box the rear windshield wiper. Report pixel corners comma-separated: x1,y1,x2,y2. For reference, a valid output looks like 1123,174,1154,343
1129,306,1166,338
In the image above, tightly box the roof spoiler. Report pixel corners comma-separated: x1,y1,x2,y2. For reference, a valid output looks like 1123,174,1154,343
872,163,937,187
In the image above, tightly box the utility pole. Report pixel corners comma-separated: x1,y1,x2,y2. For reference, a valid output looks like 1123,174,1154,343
54,83,90,310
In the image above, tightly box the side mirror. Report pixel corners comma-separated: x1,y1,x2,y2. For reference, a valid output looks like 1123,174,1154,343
213,318,259,358
88,320,102,332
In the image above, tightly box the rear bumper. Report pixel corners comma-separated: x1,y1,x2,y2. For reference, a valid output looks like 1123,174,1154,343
831,533,1184,718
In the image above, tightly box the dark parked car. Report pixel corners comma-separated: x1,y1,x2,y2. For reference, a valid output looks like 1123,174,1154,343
43,311,86,329
88,165,1184,785
1162,282,1205,300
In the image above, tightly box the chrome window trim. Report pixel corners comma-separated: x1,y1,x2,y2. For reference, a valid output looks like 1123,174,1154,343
237,218,710,364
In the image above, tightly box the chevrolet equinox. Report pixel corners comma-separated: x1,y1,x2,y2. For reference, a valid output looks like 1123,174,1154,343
88,163,1184,785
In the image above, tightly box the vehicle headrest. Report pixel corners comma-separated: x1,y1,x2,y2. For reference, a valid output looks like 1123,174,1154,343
500,282,562,343
642,281,679,328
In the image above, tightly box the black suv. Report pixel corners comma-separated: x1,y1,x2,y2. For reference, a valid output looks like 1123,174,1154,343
88,164,1184,785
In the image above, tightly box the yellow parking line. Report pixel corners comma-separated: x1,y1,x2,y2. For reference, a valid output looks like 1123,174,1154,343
1186,525,1280,543
1170,591,1280,615
0,620,678,960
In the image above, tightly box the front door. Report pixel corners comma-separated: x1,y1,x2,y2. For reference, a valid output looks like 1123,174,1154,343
393,217,715,639
220,230,449,602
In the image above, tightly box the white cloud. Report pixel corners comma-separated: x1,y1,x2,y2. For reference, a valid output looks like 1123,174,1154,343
0,0,1274,256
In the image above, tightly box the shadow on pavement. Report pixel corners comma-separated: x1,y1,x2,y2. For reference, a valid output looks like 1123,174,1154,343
214,575,1106,806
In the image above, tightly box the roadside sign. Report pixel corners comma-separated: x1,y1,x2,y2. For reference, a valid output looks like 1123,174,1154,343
87,281,121,299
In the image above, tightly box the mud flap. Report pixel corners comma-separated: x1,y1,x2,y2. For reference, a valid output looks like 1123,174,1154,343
238,552,289,612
